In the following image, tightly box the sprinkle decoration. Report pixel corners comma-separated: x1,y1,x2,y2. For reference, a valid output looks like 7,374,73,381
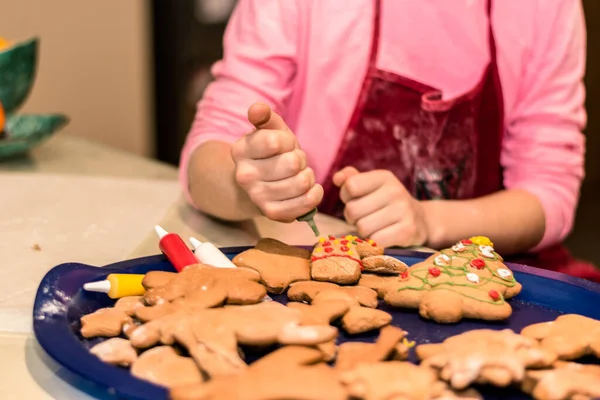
340,245,350,252
470,258,485,270
400,271,409,280
328,235,335,240
429,267,441,277
323,241,331,246
488,290,500,301
461,239,473,245
324,247,334,253
340,240,348,245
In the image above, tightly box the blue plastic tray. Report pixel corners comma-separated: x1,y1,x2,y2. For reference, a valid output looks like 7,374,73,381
33,247,600,400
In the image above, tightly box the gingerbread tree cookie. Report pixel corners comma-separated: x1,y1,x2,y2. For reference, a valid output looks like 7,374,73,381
522,361,600,400
416,329,556,390
378,237,522,323
521,314,600,360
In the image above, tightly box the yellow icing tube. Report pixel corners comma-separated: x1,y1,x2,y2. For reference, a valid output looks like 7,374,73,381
83,274,146,299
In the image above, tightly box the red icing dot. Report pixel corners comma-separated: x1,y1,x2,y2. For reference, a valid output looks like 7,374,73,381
400,271,409,280
356,238,364,243
323,241,331,246
340,245,350,252
328,235,336,240
429,267,441,277
340,239,348,245
461,239,473,245
372,242,377,247
311,256,317,262
489,290,500,301
324,247,334,253
470,259,485,270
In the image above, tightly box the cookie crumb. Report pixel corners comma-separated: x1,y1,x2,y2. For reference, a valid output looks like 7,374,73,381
31,243,41,251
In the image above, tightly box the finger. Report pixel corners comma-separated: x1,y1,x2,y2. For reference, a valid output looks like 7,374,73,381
332,166,360,188
238,129,297,160
248,168,315,203
261,184,324,222
339,170,391,204
355,204,399,240
235,149,307,186
247,102,289,131
343,187,389,225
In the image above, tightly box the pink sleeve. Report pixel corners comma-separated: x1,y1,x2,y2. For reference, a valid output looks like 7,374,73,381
501,0,587,251
179,0,299,205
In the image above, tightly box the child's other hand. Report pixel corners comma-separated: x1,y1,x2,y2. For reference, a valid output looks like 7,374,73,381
333,167,428,248
231,102,323,222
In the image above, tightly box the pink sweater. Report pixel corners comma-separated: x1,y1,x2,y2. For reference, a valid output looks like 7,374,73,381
180,0,587,250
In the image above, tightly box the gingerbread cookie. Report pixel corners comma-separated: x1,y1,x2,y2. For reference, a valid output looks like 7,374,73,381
131,346,203,388
89,338,138,367
416,329,556,390
170,346,348,400
522,361,600,400
130,301,335,351
143,264,266,306
80,296,143,338
335,325,411,370
341,306,393,334
358,274,401,295
339,361,482,400
287,280,378,308
311,236,362,284
362,255,408,275
232,238,311,294
521,314,600,360
378,238,522,323
142,270,177,289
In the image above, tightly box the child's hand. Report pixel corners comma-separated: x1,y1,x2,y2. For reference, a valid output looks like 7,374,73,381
333,167,429,248
231,103,323,222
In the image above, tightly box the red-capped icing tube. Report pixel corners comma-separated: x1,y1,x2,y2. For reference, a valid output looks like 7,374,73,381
154,225,198,272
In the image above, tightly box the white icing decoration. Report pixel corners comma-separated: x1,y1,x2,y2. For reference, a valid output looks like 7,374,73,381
466,273,480,284
496,268,512,279
479,245,495,258
434,254,451,266
451,242,466,252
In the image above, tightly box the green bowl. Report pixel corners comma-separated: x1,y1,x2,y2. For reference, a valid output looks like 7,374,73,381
0,113,69,159
0,37,38,114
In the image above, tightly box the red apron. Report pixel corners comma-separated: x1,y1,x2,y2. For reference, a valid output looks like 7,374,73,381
318,0,600,282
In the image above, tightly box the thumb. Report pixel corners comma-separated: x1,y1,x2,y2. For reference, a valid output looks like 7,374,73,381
333,166,360,188
247,102,289,131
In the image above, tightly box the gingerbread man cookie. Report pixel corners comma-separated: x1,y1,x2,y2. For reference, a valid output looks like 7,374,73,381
232,238,311,294
130,346,203,389
339,361,482,400
80,296,143,338
170,346,348,400
335,325,412,370
416,329,556,390
287,280,378,308
522,361,600,400
520,314,600,360
378,238,522,323
89,337,138,367
143,264,266,306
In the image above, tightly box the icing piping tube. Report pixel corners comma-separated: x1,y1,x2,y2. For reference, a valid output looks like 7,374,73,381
83,274,145,299
189,237,237,269
155,225,198,272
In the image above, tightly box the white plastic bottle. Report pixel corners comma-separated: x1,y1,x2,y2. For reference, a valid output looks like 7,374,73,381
189,237,237,269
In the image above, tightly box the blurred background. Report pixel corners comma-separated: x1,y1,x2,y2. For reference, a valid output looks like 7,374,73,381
0,0,598,264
